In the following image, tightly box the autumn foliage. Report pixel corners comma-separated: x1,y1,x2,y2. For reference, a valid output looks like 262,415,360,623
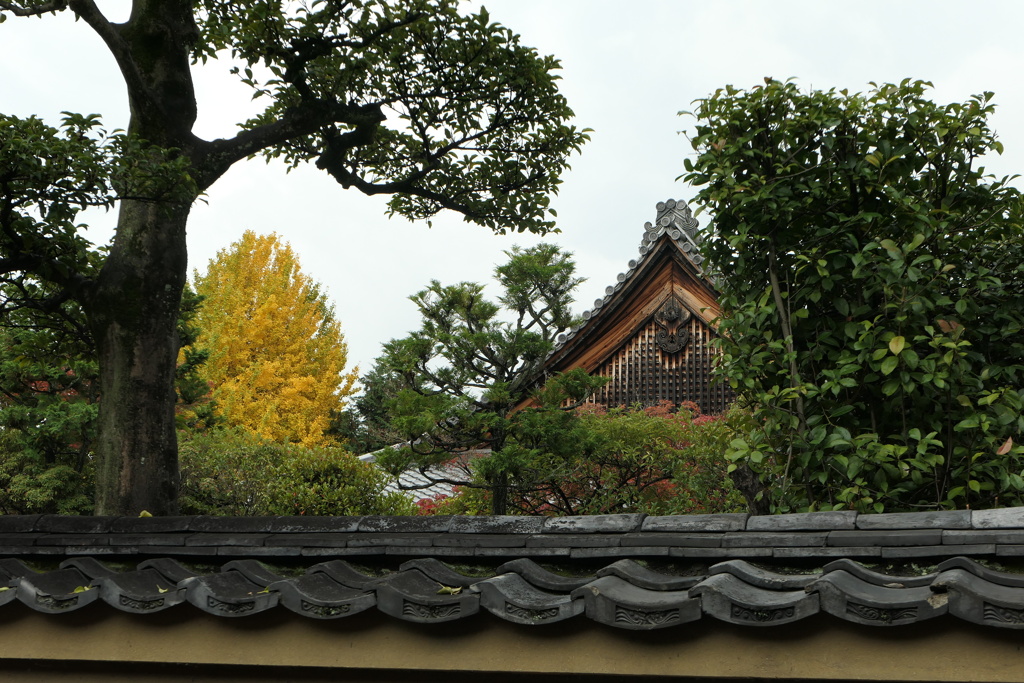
190,232,357,447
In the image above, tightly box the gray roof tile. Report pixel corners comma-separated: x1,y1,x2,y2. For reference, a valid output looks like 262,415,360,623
709,559,818,590
856,510,971,530
475,572,582,625
641,513,747,532
973,508,1024,528
542,514,645,534
595,559,704,591
827,529,943,547
809,570,947,626
6,507,1024,629
571,575,700,630
746,511,856,531
690,572,819,625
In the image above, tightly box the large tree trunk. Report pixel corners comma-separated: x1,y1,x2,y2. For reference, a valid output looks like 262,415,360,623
71,0,201,515
86,199,191,515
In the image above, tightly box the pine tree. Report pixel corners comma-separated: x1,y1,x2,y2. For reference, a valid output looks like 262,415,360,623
191,232,357,447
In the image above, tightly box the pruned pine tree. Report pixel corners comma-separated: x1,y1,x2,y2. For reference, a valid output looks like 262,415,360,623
376,244,605,515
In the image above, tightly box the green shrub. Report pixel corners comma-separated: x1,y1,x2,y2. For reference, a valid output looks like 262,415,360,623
265,445,415,516
178,428,414,516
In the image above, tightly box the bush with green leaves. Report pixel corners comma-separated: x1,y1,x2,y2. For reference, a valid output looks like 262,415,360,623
178,428,414,516
264,445,415,516
0,312,98,515
684,79,1024,513
415,401,744,516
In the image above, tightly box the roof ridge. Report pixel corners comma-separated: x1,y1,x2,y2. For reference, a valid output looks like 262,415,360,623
552,198,706,353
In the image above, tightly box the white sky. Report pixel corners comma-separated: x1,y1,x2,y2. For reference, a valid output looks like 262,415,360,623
2,1,1023,384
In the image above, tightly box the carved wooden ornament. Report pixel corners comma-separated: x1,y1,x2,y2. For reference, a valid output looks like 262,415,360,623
654,300,691,354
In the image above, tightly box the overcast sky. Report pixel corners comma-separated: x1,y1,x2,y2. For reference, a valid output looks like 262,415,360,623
3,1,1023,384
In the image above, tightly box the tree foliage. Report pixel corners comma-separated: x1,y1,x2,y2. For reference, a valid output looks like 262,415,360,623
512,401,743,516
0,314,97,515
331,360,410,454
0,0,587,514
375,243,606,514
684,79,1024,513
416,401,745,516
190,231,356,447
0,283,211,514
178,427,414,516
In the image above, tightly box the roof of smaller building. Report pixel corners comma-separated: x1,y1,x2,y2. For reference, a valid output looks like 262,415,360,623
3,507,1024,631
548,198,711,360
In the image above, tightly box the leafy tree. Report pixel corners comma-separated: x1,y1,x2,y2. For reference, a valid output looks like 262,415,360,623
0,1,587,514
174,283,218,431
375,243,605,514
178,427,414,516
684,79,1024,513
190,231,356,447
511,401,744,516
0,303,98,515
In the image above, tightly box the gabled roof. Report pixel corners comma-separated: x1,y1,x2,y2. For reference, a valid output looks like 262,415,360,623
544,198,720,375
5,507,1024,631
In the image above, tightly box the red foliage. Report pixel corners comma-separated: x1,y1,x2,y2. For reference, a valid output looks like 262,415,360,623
415,492,451,515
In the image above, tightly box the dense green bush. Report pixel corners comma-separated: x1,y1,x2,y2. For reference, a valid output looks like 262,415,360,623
685,79,1024,512
0,322,97,515
178,428,415,516
264,445,415,516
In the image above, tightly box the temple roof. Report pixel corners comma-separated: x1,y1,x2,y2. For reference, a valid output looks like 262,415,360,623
548,198,712,362
4,507,1024,630
539,198,721,381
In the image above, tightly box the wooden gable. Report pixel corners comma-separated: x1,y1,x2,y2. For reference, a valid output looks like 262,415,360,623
543,199,734,414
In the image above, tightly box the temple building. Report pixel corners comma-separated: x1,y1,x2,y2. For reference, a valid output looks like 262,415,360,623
539,198,733,414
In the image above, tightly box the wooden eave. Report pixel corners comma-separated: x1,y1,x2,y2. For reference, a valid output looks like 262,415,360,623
544,235,721,376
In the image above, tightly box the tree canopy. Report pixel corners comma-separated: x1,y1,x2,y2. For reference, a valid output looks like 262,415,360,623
190,231,357,447
0,0,587,513
684,79,1024,513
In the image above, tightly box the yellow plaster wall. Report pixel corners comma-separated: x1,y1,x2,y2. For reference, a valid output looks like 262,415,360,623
1,603,1022,682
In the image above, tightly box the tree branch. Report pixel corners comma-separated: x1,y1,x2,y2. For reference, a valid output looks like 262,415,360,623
0,0,67,16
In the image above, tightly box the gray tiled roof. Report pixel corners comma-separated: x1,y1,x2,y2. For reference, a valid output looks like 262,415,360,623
359,449,485,502
5,508,1024,629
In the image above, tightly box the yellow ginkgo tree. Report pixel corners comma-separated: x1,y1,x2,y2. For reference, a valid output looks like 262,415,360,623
190,231,357,447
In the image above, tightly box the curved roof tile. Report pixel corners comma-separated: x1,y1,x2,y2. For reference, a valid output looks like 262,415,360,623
5,509,1024,629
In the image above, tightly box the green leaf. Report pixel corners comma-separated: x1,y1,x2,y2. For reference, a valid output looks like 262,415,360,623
880,356,899,376
888,336,905,355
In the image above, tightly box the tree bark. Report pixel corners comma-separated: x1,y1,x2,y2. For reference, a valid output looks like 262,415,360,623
86,199,190,514
71,0,202,514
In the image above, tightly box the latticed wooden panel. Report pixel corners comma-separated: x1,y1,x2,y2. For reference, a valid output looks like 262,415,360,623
585,313,734,415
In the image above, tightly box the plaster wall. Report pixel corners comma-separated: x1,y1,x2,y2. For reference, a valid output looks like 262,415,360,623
0,603,1022,682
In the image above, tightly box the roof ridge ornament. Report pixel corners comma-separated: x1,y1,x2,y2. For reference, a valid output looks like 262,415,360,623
655,199,700,244
640,199,704,265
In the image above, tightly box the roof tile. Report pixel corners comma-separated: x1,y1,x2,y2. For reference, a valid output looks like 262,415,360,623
542,514,645,534
856,510,971,530
641,513,747,532
7,507,1024,630
746,511,856,531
